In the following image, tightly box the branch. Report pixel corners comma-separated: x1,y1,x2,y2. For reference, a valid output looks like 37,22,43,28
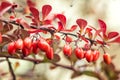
6,57,16,80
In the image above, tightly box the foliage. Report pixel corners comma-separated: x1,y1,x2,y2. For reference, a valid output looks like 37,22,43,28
0,0,120,80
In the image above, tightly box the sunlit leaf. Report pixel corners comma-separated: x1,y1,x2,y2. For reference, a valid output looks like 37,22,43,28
70,25,77,31
30,7,39,20
0,1,12,16
42,5,52,19
98,19,106,34
18,19,30,29
110,36,120,43
56,14,66,26
108,32,119,39
27,0,35,7
76,19,87,30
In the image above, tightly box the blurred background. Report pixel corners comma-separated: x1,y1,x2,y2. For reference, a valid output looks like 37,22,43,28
0,0,120,80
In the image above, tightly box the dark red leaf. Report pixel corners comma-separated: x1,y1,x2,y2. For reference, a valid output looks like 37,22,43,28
65,35,72,43
2,23,13,34
0,1,12,16
76,19,87,30
56,14,66,26
96,40,104,44
42,5,52,19
108,32,119,39
0,21,3,31
30,7,39,20
98,19,106,34
58,22,64,31
27,0,35,7
111,36,120,43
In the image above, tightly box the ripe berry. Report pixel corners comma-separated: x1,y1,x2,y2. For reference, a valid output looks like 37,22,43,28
38,37,50,52
63,44,72,56
8,41,16,55
74,47,84,59
22,47,32,56
85,50,93,62
92,50,100,62
46,47,54,60
103,53,111,64
23,37,32,49
15,39,23,50
32,41,39,54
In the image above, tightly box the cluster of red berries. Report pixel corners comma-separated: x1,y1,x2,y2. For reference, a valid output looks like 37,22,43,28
7,37,54,60
63,44,111,64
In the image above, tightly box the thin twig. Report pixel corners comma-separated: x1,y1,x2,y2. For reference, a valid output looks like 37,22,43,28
6,57,16,80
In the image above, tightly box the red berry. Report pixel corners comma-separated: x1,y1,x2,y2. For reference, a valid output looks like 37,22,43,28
63,44,72,56
22,47,32,56
85,50,93,62
92,50,100,62
46,47,54,60
0,33,2,43
32,41,39,54
8,42,16,55
103,53,111,64
38,37,50,52
74,47,84,59
23,37,32,49
15,39,23,50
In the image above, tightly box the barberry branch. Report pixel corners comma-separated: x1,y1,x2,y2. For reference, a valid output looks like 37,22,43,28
6,57,16,80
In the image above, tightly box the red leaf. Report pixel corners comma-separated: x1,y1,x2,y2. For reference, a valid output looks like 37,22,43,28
56,14,66,26
111,36,120,43
65,35,72,43
0,1,12,16
58,22,64,31
90,26,102,39
96,40,104,44
16,19,30,29
98,19,106,34
70,25,77,31
27,0,35,7
85,27,92,33
42,5,52,19
108,32,119,39
76,19,87,30
30,7,39,20
43,20,52,25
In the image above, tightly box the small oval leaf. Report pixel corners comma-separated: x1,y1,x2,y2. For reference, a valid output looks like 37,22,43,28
108,32,119,39
76,19,87,30
42,5,52,19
